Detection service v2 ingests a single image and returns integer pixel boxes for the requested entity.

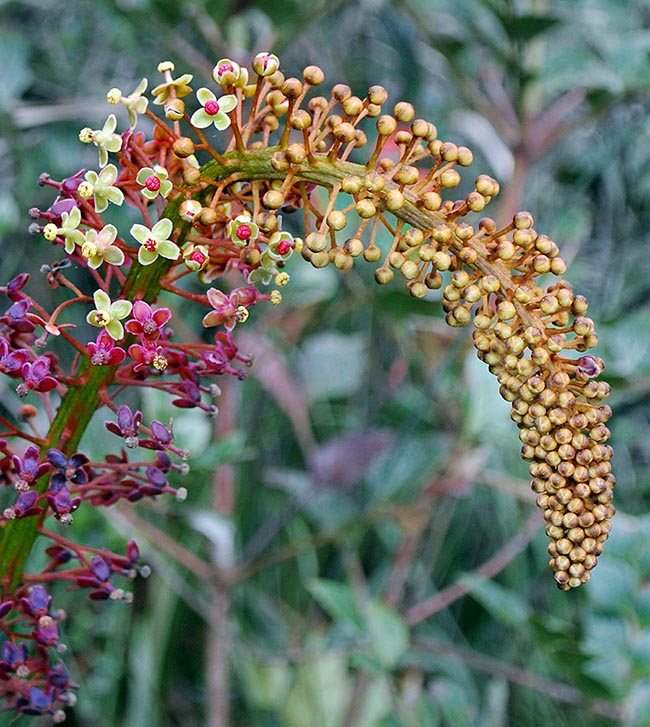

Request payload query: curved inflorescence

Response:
[0,50,614,721]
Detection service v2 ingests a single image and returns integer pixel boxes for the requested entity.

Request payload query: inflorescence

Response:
[0,51,614,719]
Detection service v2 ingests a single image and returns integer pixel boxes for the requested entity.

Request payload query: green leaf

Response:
[237,653,292,711]
[306,578,363,629]
[499,13,562,42]
[462,575,530,629]
[365,600,410,669]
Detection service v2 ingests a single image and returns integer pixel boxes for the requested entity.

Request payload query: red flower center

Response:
[190,250,207,264]
[236,224,252,240]
[276,240,292,255]
[204,100,220,116]
[219,63,233,75]
[145,175,161,191]
[144,238,158,252]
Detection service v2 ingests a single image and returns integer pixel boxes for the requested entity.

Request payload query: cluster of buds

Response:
[0,48,615,720]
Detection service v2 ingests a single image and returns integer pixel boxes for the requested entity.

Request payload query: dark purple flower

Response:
[17,356,58,396]
[0,273,30,302]
[171,379,202,408]
[47,660,72,690]
[91,556,111,582]
[125,300,172,341]
[47,449,89,489]
[12,489,43,518]
[47,198,78,221]
[87,329,126,366]
[17,686,53,715]
[105,405,142,447]
[46,484,81,520]
[139,419,173,451]
[32,616,59,647]
[1,640,27,670]
[20,585,51,618]
[12,445,50,491]
[3,298,35,333]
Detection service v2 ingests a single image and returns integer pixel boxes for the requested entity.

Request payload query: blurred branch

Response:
[405,510,541,625]
[413,637,623,721]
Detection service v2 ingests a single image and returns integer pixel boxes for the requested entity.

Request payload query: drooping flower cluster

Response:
[0,47,615,720]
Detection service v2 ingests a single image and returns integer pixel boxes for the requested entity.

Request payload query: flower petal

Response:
[189,109,213,128]
[156,240,180,260]
[106,319,125,341]
[93,290,111,310]
[218,94,237,113]
[196,87,216,104]
[152,218,173,240]
[130,223,150,244]
[138,247,158,266]
[110,300,133,320]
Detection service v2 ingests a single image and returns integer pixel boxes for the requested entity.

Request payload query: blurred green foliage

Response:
[2,0,650,725]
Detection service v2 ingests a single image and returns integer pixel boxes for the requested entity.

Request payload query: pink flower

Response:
[125,300,172,341]
[202,288,249,331]
[87,330,127,366]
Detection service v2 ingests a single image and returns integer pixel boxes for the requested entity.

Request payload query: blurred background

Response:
[2,0,650,725]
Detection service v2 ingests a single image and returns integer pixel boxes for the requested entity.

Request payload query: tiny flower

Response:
[83,164,124,213]
[80,224,125,269]
[43,206,84,253]
[247,251,277,285]
[0,338,30,375]
[267,230,295,261]
[275,271,290,286]
[78,114,122,167]
[130,218,180,266]
[18,356,58,396]
[212,58,247,87]
[135,165,173,200]
[47,448,89,489]
[86,290,133,341]
[190,88,236,130]
[182,243,209,271]
[202,288,249,331]
[107,78,148,127]
[87,329,126,366]
[227,214,259,247]
[152,65,193,105]
[125,300,172,340]
[105,405,142,447]
[252,52,280,77]
[12,446,50,491]
[179,199,202,222]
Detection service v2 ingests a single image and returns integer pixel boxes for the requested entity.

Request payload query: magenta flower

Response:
[87,330,126,366]
[125,300,172,341]
[17,356,58,396]
[0,338,30,375]
[12,445,50,491]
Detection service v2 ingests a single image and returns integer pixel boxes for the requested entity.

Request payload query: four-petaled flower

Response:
[78,114,122,167]
[202,288,249,331]
[129,218,180,266]
[107,78,148,128]
[267,230,295,261]
[135,165,173,200]
[227,214,259,247]
[125,300,172,340]
[152,63,193,105]
[18,356,58,396]
[190,88,236,130]
[42,206,84,253]
[86,290,133,341]
[12,446,50,492]
[83,164,124,213]
[81,224,125,269]
[47,448,89,489]
[87,329,127,366]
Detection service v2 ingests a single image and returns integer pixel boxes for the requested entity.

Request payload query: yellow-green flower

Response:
[78,114,122,167]
[43,207,84,253]
[86,290,132,341]
[130,218,180,266]
[227,214,259,247]
[190,89,236,130]
[107,78,148,128]
[152,63,193,106]
[80,225,125,270]
[83,164,124,213]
